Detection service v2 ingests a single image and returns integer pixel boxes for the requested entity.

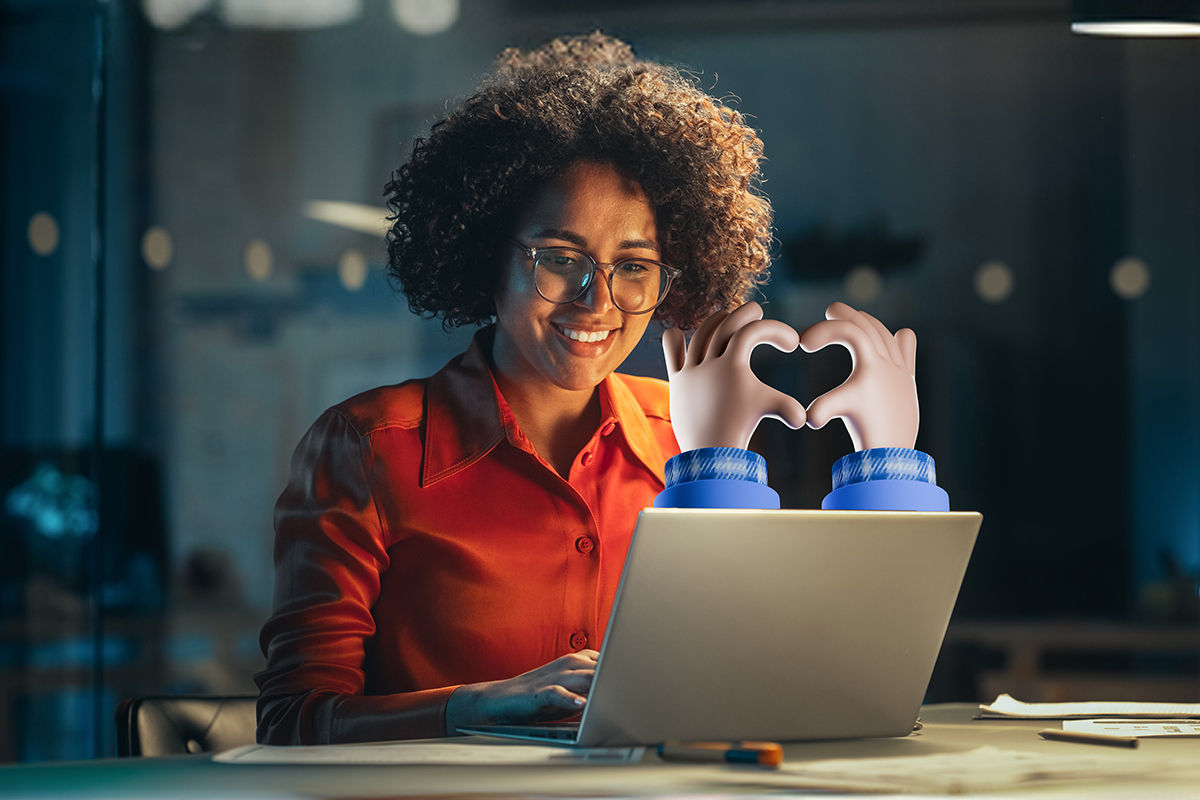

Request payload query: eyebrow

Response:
[529,227,659,253]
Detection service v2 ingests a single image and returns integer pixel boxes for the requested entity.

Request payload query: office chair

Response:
[115,694,258,756]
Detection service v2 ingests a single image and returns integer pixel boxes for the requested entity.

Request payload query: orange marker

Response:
[657,740,783,767]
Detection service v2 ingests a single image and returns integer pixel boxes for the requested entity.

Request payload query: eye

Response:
[540,250,582,270]
[616,260,654,277]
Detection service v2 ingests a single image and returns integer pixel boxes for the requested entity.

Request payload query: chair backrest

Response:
[115,695,258,757]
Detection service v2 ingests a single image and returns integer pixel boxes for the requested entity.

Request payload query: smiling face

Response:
[492,161,660,397]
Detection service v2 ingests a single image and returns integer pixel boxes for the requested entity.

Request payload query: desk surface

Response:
[3,704,1198,798]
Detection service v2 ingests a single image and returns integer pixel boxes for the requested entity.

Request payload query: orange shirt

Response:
[256,328,679,744]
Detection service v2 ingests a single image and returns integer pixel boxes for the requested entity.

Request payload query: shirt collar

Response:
[421,326,667,487]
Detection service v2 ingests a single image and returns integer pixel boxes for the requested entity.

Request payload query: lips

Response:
[554,323,614,343]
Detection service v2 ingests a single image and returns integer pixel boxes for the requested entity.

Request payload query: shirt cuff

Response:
[657,447,779,509]
[830,447,937,490]
[823,447,949,512]
[664,447,767,488]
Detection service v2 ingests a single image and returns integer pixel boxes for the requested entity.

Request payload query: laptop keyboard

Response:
[460,723,580,740]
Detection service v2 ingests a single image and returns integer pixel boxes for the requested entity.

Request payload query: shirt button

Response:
[601,421,616,436]
[581,451,594,466]
[575,536,594,555]
[569,632,588,650]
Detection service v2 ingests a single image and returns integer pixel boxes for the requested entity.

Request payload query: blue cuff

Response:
[657,448,779,509]
[831,447,936,489]
[824,448,948,512]
[664,447,767,487]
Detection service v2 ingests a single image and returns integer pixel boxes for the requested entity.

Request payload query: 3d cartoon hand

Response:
[662,302,807,452]
[799,302,918,451]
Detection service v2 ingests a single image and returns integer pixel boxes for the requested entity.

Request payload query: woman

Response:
[256,31,778,744]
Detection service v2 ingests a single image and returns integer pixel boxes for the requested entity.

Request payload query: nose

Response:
[574,264,616,313]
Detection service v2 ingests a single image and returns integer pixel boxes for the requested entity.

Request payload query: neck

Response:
[492,372,602,479]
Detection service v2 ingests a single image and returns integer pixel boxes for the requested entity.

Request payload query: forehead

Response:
[515,161,658,244]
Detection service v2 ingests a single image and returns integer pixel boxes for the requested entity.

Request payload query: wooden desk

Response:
[2,704,1198,798]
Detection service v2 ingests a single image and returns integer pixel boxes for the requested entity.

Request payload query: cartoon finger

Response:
[705,301,763,360]
[857,308,906,365]
[662,327,686,375]
[828,303,891,362]
[799,318,874,365]
[684,309,730,368]
[804,386,851,431]
[896,327,917,374]
[726,318,800,364]
[762,389,807,430]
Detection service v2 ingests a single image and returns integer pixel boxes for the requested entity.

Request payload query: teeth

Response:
[561,326,611,343]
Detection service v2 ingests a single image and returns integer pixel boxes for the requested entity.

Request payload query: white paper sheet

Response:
[214,741,644,765]
[707,746,1195,795]
[978,693,1200,719]
[1063,719,1200,737]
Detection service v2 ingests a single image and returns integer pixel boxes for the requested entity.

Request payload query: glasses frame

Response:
[509,239,682,315]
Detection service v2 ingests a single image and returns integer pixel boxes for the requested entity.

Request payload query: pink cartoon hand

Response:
[662,302,807,452]
[799,302,919,452]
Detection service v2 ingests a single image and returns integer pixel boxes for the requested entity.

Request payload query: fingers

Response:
[684,309,730,368]
[536,685,587,711]
[725,318,800,364]
[804,388,841,431]
[896,327,917,374]
[662,327,686,375]
[704,301,763,361]
[825,302,900,363]
[799,318,873,365]
[763,390,807,430]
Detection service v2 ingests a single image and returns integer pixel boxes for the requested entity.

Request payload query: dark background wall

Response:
[2,0,1197,761]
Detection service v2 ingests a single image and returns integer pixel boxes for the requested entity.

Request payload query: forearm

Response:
[257,686,459,744]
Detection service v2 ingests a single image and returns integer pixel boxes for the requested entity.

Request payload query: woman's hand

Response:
[444,650,599,732]
[662,302,807,452]
[799,302,919,451]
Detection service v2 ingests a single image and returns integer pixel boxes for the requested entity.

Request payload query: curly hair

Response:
[384,31,773,331]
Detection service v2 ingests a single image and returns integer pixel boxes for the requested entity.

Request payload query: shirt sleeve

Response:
[255,408,459,744]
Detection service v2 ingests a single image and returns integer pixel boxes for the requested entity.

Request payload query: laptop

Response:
[459,507,981,747]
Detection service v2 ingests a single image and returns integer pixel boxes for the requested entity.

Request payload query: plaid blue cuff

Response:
[831,447,936,490]
[664,447,767,488]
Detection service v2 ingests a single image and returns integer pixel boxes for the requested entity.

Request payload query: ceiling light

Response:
[1072,0,1200,36]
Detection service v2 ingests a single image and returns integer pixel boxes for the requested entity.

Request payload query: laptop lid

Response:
[570,508,981,747]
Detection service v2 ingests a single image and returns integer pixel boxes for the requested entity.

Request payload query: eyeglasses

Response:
[510,239,682,315]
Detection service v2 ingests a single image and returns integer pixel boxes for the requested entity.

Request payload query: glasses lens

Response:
[533,250,591,303]
[531,249,673,312]
[611,260,667,313]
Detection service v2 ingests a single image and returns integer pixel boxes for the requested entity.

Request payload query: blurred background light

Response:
[338,249,368,292]
[1072,0,1200,36]
[142,226,174,271]
[243,238,273,282]
[390,0,460,36]
[844,264,883,305]
[304,200,390,236]
[1110,256,1152,300]
[143,0,361,30]
[27,212,60,257]
[220,0,361,29]
[974,260,1015,303]
[141,0,213,30]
